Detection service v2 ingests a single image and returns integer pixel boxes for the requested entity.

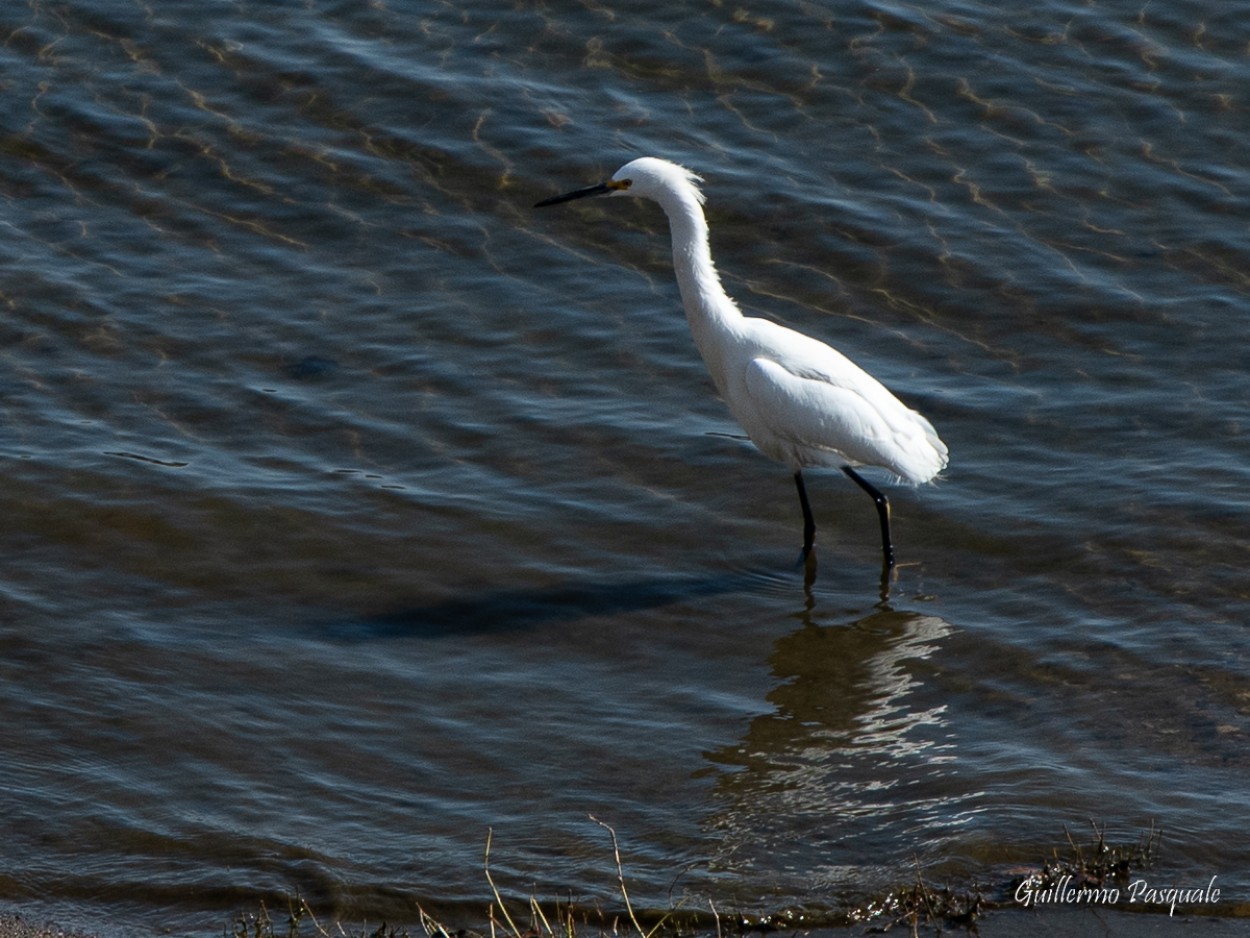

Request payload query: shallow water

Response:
[2,0,1249,933]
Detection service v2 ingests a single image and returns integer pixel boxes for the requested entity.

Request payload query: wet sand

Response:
[5,908,1250,938]
[0,917,98,938]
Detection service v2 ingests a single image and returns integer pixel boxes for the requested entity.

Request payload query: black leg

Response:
[794,470,816,554]
[842,466,895,569]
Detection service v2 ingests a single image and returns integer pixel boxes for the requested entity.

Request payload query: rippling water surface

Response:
[3,0,1250,933]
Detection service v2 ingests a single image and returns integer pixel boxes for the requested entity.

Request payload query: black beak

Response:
[534,181,613,208]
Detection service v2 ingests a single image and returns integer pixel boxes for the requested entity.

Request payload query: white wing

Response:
[734,320,947,483]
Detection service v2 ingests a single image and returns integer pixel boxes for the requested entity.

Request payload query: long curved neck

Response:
[657,188,742,382]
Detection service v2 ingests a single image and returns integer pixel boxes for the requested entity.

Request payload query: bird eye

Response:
[609,178,632,191]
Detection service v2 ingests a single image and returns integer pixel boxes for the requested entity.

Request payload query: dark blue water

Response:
[2,0,1249,934]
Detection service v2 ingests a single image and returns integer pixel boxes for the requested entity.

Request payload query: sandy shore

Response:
[0,916,99,938]
[3,906,1247,938]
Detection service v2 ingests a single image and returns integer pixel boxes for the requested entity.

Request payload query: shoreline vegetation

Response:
[5,820,1231,938]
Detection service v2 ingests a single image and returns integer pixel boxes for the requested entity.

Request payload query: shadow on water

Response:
[320,567,789,641]
[317,544,905,642]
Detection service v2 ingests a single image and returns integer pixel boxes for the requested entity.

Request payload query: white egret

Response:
[535,157,948,568]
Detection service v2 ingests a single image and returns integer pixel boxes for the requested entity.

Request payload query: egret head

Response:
[535,157,704,208]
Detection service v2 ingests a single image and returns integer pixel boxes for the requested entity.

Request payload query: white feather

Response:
[539,156,949,562]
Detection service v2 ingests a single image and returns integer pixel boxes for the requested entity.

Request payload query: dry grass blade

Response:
[589,815,643,937]
[484,827,525,938]
[529,897,553,937]
[416,905,455,938]
[588,814,676,938]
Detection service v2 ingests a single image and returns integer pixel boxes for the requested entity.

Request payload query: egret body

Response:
[536,157,947,568]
